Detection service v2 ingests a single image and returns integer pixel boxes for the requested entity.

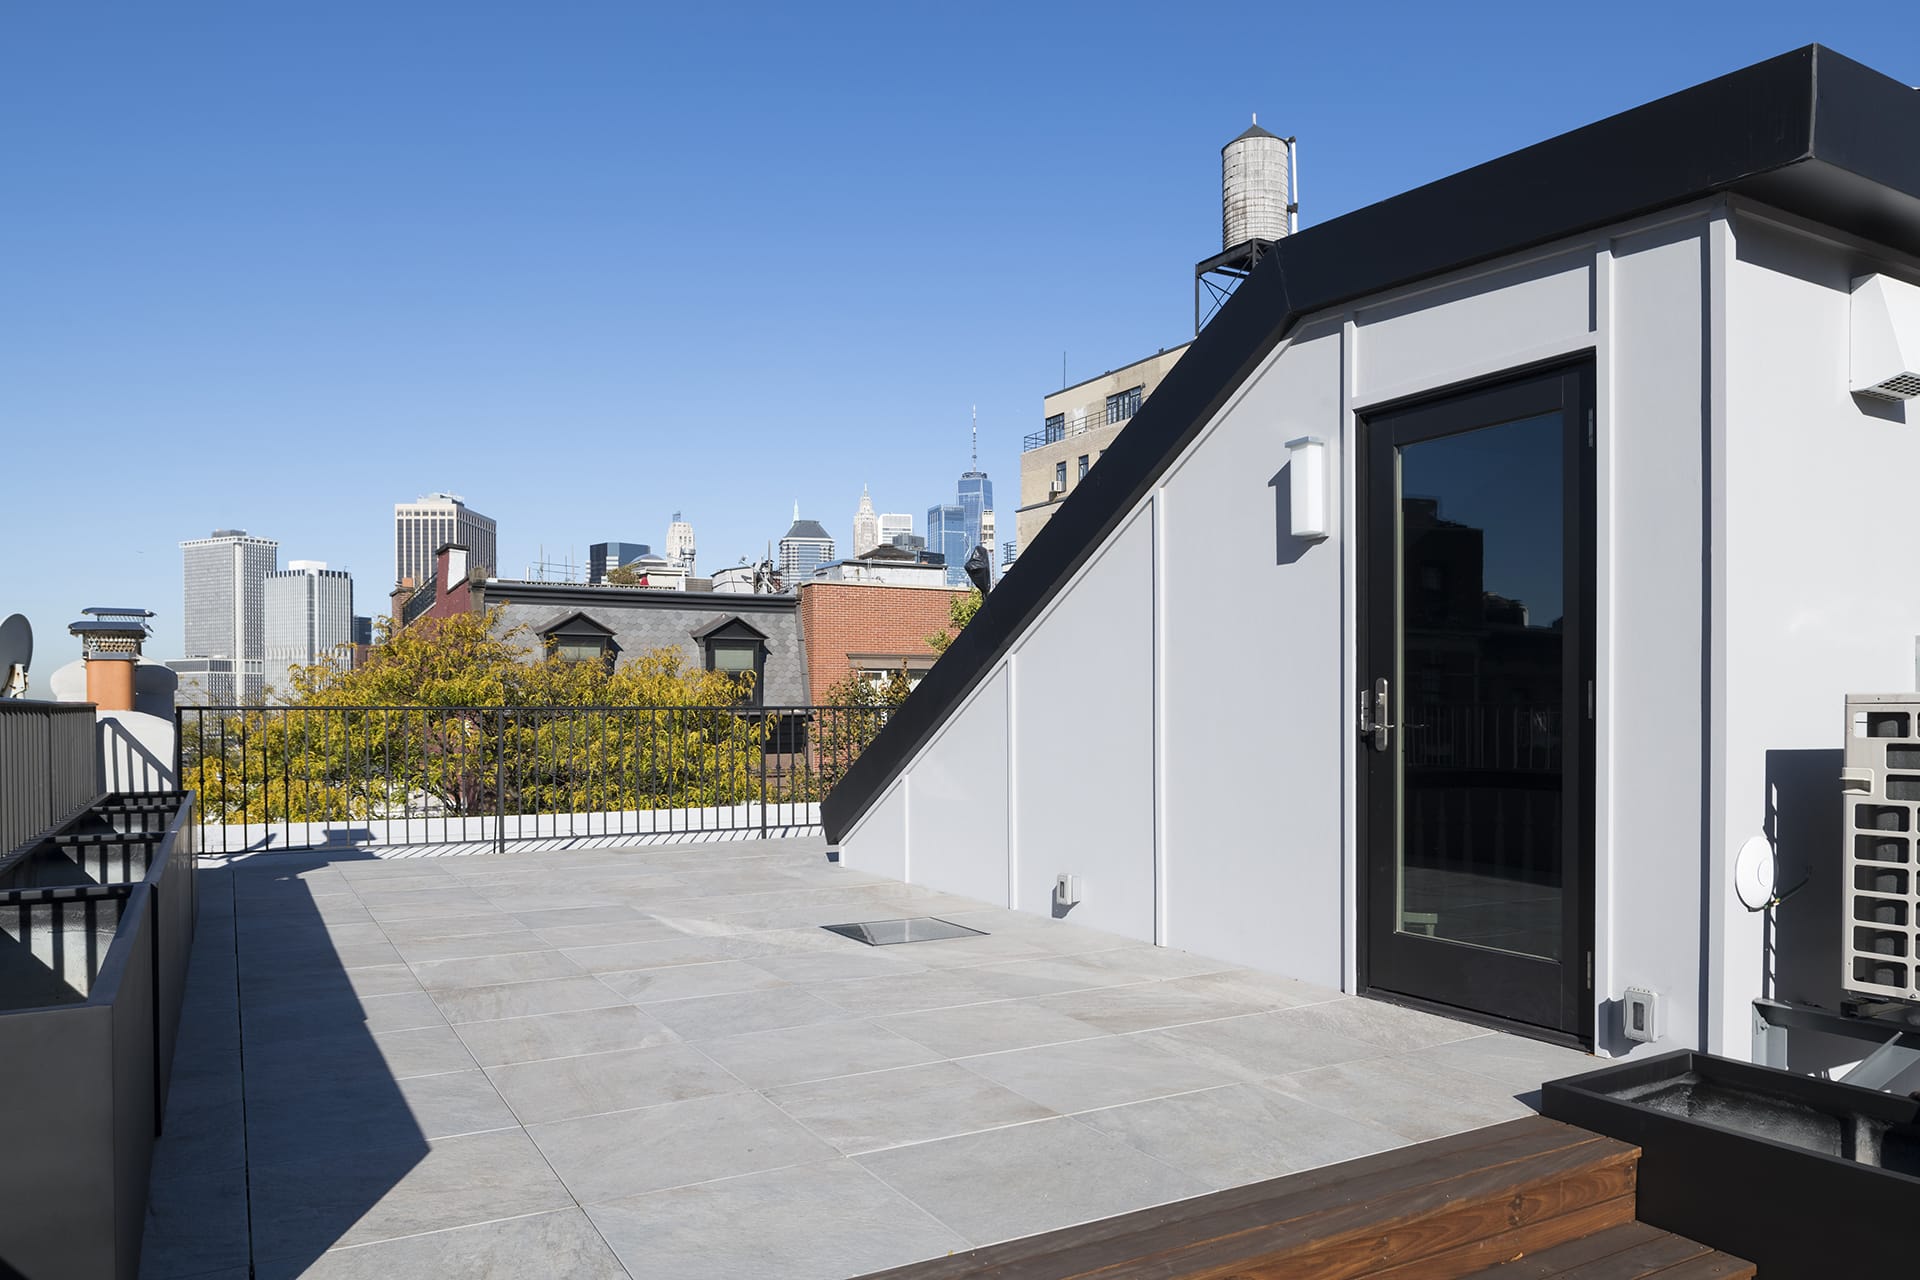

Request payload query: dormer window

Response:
[692,616,770,705]
[539,613,618,672]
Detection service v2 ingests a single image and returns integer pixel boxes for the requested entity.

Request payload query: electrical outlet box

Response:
[1054,874,1082,906]
[1623,987,1659,1043]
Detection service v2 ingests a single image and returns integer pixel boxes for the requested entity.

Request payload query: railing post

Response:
[759,711,768,840]
[495,710,507,856]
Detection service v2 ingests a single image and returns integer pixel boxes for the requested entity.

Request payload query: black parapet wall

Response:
[0,792,198,1280]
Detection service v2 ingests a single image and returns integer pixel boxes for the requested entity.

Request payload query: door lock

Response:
[1361,677,1394,752]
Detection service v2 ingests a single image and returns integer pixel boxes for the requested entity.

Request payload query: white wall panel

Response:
[841,779,907,883]
[1011,508,1156,937]
[1602,221,1710,1056]
[1355,256,1593,403]
[901,667,1011,906]
[1158,325,1348,987]
[1717,214,1920,1055]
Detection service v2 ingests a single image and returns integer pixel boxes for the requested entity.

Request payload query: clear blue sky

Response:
[4,3,1915,677]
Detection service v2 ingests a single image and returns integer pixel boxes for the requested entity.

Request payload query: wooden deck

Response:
[857,1116,1753,1280]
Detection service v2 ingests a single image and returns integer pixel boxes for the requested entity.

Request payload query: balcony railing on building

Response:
[175,703,894,854]
[1022,389,1145,452]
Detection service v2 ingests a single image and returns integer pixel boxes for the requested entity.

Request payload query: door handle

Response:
[1363,678,1394,752]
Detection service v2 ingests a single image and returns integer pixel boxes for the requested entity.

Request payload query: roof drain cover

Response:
[821,917,987,946]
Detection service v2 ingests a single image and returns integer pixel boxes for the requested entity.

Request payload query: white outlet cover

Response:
[1733,835,1777,910]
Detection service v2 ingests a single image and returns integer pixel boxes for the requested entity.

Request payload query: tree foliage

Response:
[180,609,848,825]
[925,588,982,655]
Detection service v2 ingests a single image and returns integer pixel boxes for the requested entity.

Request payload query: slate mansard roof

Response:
[822,45,1920,843]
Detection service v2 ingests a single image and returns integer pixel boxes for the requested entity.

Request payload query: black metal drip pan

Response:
[821,917,987,946]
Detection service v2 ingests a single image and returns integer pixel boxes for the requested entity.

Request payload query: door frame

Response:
[1355,357,1596,1047]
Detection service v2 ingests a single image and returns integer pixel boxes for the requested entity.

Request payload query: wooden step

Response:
[858,1117,1649,1280]
[1463,1221,1756,1278]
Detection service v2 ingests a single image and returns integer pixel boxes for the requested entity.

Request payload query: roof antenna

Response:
[793,499,799,521]
[971,405,978,471]
[1252,112,1257,125]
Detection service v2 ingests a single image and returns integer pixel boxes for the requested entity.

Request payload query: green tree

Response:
[925,588,982,655]
[182,610,773,825]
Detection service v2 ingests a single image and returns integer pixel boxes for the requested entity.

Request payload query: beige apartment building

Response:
[1014,344,1189,554]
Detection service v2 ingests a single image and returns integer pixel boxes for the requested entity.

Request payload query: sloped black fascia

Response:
[825,45,1920,844]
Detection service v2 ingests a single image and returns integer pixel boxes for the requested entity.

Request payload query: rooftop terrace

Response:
[142,835,1591,1279]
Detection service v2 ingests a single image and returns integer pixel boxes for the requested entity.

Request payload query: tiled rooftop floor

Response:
[141,836,1595,1280]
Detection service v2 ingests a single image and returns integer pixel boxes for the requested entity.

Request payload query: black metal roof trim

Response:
[823,46,1920,844]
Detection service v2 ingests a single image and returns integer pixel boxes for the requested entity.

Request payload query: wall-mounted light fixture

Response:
[1284,436,1329,540]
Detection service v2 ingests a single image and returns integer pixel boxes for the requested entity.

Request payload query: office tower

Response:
[180,529,279,702]
[589,541,653,585]
[878,512,913,547]
[393,493,497,589]
[666,512,697,575]
[925,503,967,585]
[264,561,353,693]
[779,505,836,582]
[852,488,880,557]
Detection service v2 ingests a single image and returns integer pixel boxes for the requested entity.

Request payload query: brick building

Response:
[797,581,972,704]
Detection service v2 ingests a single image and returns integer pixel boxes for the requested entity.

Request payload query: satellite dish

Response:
[1734,834,1777,910]
[0,614,32,698]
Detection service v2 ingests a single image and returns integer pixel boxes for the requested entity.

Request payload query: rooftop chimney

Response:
[67,607,154,712]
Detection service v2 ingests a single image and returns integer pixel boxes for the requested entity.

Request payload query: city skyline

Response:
[177,529,278,702]
[10,7,1914,690]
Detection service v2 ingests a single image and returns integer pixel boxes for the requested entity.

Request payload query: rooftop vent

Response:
[1850,274,1920,401]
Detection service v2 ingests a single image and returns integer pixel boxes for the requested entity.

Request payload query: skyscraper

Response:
[852,488,880,557]
[393,493,497,589]
[933,409,994,586]
[878,512,913,547]
[779,505,836,582]
[666,512,697,575]
[265,561,353,694]
[180,529,279,702]
[925,503,966,583]
[589,541,653,585]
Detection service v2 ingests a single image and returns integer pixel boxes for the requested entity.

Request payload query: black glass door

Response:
[1361,364,1594,1041]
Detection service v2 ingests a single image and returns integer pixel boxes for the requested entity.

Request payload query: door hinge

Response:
[1587,679,1594,720]
[1585,951,1593,991]
[1586,408,1595,449]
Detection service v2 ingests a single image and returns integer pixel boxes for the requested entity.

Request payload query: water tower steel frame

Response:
[1196,124,1297,334]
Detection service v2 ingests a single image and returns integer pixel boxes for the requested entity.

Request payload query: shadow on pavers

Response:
[140,852,429,1279]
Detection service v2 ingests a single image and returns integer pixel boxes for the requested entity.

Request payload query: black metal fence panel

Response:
[0,701,103,861]
[175,704,893,854]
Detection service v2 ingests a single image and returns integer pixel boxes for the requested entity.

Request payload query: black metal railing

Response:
[1403,704,1563,773]
[0,701,101,861]
[1022,398,1141,451]
[399,580,438,625]
[174,703,894,855]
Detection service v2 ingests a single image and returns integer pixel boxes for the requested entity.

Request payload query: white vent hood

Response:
[1851,273,1920,401]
